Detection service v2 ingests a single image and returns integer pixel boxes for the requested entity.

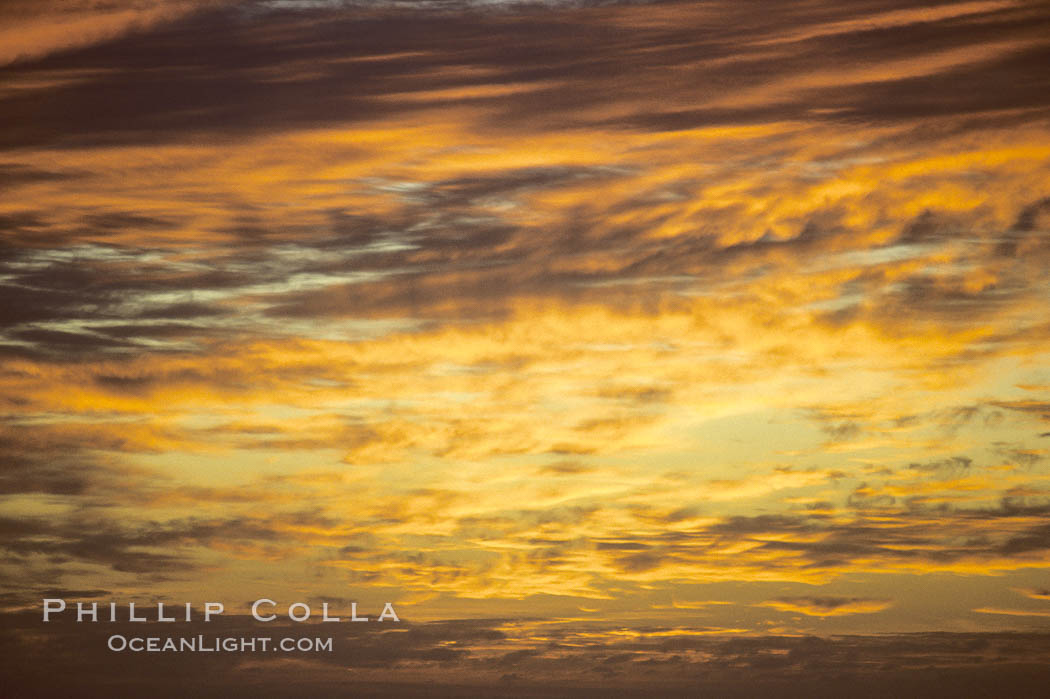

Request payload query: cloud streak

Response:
[1,0,1050,691]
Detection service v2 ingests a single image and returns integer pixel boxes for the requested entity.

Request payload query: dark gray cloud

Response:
[4,610,1050,697]
[909,456,973,474]
[574,493,1050,578]
[994,400,1050,423]
[0,163,79,190]
[1,1,1047,150]
[1,0,1048,356]
[0,8,1048,697]
[0,508,338,574]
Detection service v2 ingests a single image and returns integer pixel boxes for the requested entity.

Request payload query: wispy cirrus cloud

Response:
[0,1,232,67]
[1,0,1050,666]
[759,597,894,617]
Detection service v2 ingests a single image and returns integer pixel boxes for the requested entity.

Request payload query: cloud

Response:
[973,607,1050,618]
[4,611,1050,696]
[1019,588,1050,600]
[0,1,230,67]
[1,0,1050,660]
[760,596,893,617]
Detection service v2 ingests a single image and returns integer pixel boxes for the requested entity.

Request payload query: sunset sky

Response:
[2,0,1050,695]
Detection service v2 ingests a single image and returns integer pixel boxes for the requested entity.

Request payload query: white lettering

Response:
[77,602,97,622]
[288,602,310,622]
[204,602,224,622]
[378,603,399,622]
[252,598,276,622]
[157,602,175,622]
[42,598,66,622]
[322,602,340,622]
[128,603,146,622]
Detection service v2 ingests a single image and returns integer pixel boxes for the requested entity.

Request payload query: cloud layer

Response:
[2,0,1050,690]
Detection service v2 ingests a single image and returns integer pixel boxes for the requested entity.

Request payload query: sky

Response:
[1,0,1050,695]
